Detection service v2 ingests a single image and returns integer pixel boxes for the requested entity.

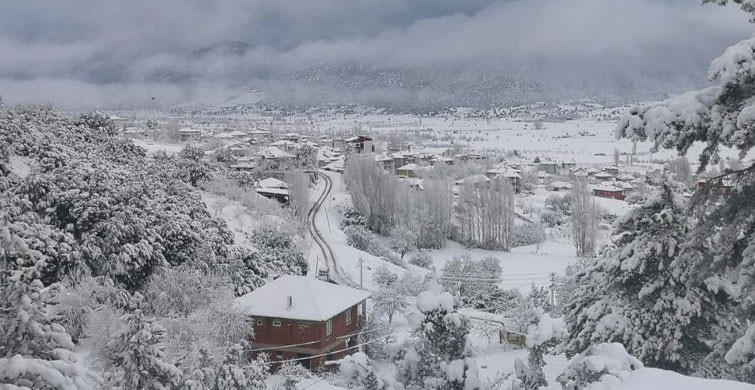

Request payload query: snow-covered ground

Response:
[426,240,578,292]
[132,138,186,156]
[307,171,423,291]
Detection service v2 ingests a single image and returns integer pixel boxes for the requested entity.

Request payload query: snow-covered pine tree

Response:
[511,309,567,390]
[615,12,755,378]
[109,294,183,390]
[557,343,642,390]
[339,352,387,390]
[214,344,268,390]
[0,227,96,389]
[396,289,480,390]
[563,184,708,372]
[177,144,212,187]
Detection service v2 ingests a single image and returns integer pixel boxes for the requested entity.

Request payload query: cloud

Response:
[0,0,751,109]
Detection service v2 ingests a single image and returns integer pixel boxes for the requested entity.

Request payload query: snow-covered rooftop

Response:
[258,146,295,159]
[233,276,371,322]
[455,174,490,186]
[296,379,348,390]
[397,163,418,171]
[257,177,288,189]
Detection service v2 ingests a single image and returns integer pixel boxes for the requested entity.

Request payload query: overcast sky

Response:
[0,0,752,109]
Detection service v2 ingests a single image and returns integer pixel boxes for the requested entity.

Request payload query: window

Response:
[272,319,282,327]
[358,302,364,317]
[276,351,283,360]
[256,320,263,326]
[326,319,333,336]
[345,309,352,325]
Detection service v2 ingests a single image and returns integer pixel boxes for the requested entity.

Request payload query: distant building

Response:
[255,177,290,203]
[485,167,521,193]
[233,276,370,370]
[179,128,202,142]
[537,161,559,174]
[397,163,419,178]
[547,181,572,192]
[455,174,490,187]
[258,146,295,161]
[593,172,613,181]
[345,136,374,154]
[592,185,626,200]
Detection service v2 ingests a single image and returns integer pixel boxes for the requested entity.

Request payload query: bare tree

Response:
[667,156,692,183]
[285,170,310,223]
[343,154,400,234]
[570,180,597,258]
[456,179,515,250]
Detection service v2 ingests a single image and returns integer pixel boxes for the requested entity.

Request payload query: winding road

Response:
[307,171,357,287]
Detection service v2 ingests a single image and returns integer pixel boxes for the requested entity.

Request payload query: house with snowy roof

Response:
[179,128,202,142]
[233,276,371,370]
[255,177,290,203]
[258,146,295,160]
[592,184,626,200]
[397,163,419,178]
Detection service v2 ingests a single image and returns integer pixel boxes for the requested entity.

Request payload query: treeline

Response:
[344,154,453,249]
[344,154,539,251]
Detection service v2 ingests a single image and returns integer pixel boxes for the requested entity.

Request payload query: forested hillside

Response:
[0,103,306,389]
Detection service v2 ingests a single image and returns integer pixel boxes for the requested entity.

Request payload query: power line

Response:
[257,332,398,365]
[242,326,392,352]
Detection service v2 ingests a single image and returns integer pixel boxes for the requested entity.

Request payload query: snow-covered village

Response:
[4,1,755,390]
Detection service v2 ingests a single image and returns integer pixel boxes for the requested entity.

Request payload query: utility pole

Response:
[150,97,158,141]
[549,273,557,309]
[358,258,364,289]
[324,205,332,234]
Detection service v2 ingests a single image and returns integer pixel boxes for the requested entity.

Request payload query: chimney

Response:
[287,296,293,309]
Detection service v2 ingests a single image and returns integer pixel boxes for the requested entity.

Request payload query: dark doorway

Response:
[297,353,311,370]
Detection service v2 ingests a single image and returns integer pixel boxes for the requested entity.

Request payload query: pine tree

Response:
[614,17,755,378]
[178,145,211,187]
[396,290,479,390]
[0,227,96,389]
[512,309,567,390]
[214,344,268,390]
[109,294,183,390]
[563,184,707,372]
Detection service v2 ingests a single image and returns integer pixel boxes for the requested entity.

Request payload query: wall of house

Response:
[594,190,625,200]
[250,302,365,370]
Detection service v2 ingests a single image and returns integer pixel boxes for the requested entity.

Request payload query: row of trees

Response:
[455,179,516,251]
[344,155,453,249]
[344,154,525,251]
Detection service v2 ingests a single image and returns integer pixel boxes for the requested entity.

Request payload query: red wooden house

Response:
[233,276,371,371]
[592,185,626,200]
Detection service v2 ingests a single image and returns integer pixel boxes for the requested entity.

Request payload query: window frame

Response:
[272,319,282,327]
[345,308,352,325]
[326,319,333,336]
